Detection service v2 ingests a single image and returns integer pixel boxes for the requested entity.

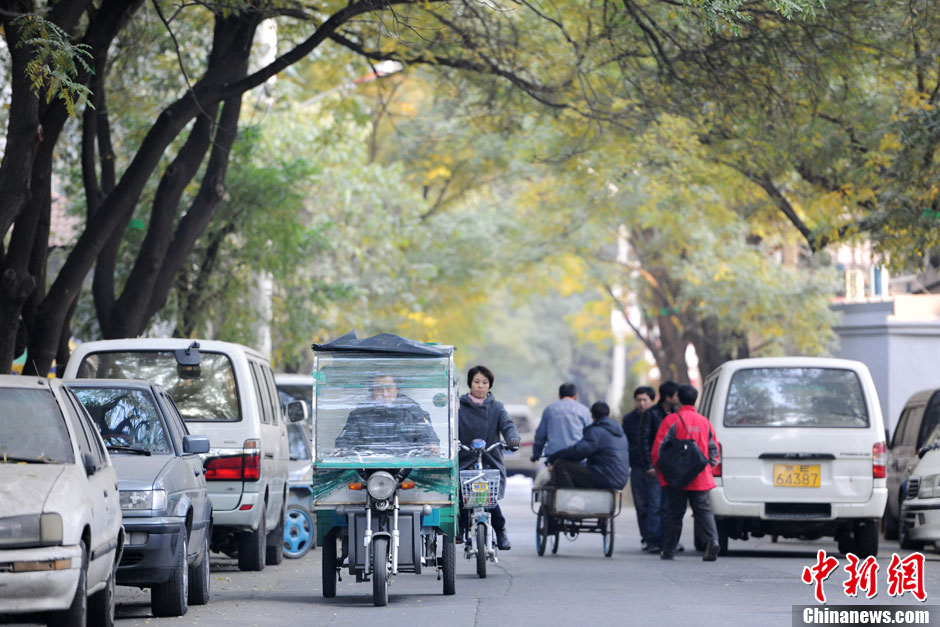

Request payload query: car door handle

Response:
[104,490,109,498]
[264,453,274,459]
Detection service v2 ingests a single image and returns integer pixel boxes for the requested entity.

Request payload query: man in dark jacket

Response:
[335,375,439,454]
[548,402,630,490]
[622,386,656,549]
[635,380,679,552]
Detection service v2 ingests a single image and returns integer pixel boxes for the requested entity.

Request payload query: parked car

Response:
[502,403,538,477]
[67,379,212,617]
[699,357,888,557]
[63,339,305,572]
[283,420,316,558]
[899,424,940,550]
[884,388,940,539]
[0,375,124,627]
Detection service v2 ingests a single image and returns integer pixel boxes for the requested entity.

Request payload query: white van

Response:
[64,339,301,571]
[699,357,887,557]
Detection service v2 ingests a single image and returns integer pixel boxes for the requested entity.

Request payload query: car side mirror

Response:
[286,400,308,423]
[183,434,210,454]
[82,452,97,476]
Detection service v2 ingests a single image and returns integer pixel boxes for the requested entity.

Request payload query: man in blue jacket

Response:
[547,402,630,490]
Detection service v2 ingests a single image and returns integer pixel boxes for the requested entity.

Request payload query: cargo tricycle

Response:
[531,485,622,557]
[311,332,459,606]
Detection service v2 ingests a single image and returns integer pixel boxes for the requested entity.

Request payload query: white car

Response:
[700,357,888,557]
[64,339,305,572]
[0,376,124,627]
[899,425,940,550]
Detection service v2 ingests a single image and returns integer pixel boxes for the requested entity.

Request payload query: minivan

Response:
[883,388,940,540]
[699,357,887,557]
[64,339,304,571]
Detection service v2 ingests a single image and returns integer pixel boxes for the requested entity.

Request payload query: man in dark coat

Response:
[548,402,630,490]
[622,386,656,550]
[335,375,439,454]
[635,380,679,552]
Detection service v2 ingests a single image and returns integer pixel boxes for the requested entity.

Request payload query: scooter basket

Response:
[459,469,501,508]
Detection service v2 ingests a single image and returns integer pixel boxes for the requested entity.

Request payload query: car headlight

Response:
[919,475,940,499]
[366,472,396,500]
[0,513,61,548]
[40,513,63,546]
[120,489,168,511]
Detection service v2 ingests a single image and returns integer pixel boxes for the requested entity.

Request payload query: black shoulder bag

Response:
[656,410,709,488]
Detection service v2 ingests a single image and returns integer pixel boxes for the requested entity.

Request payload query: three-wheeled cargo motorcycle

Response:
[311,332,459,606]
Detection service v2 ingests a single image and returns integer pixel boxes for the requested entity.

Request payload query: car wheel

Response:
[853,519,879,558]
[88,555,116,627]
[238,509,266,572]
[283,508,314,559]
[882,501,900,540]
[47,540,87,627]
[188,532,211,606]
[151,534,189,617]
[899,514,926,551]
[266,503,285,566]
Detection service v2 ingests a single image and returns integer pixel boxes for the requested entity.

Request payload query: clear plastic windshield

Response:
[314,353,452,467]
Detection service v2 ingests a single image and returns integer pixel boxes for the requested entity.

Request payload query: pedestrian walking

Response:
[458,365,520,551]
[651,383,721,562]
[622,386,656,550]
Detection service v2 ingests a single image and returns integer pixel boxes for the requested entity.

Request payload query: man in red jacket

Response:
[651,383,721,562]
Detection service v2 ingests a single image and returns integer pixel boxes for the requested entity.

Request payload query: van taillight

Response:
[872,442,887,479]
[205,440,261,482]
[713,443,722,477]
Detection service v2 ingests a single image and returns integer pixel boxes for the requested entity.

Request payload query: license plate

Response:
[471,482,488,493]
[773,463,820,487]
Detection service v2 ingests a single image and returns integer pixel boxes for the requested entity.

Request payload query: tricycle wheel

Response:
[475,524,487,578]
[441,534,456,596]
[603,518,615,557]
[372,537,390,607]
[283,508,314,559]
[535,507,548,556]
[551,532,559,554]
[321,529,337,598]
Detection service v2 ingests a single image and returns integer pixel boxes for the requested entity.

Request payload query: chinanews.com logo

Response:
[793,550,938,626]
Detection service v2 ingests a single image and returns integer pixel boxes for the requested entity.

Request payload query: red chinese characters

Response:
[802,550,840,603]
[843,554,879,599]
[886,552,926,602]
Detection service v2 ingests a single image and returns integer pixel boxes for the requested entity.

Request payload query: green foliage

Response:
[13,14,94,116]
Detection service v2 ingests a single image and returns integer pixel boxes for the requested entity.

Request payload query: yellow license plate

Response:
[471,482,488,492]
[773,464,820,487]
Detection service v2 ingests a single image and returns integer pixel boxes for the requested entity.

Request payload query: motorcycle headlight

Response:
[120,489,168,511]
[367,472,396,500]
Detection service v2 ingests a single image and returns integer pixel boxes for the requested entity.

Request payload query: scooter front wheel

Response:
[475,524,487,578]
[372,537,390,606]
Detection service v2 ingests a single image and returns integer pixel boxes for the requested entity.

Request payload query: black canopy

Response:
[312,331,453,357]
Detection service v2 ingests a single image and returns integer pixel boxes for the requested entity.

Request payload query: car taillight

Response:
[205,440,261,482]
[713,443,722,477]
[873,442,887,479]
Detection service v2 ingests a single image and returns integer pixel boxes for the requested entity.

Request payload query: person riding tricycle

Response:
[310,332,459,606]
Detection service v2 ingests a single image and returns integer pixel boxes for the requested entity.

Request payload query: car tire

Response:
[47,540,87,627]
[853,519,879,558]
[717,521,729,554]
[188,532,211,606]
[88,556,116,627]
[899,514,925,551]
[238,510,266,572]
[266,504,285,566]
[882,501,900,540]
[152,534,189,617]
[322,529,337,598]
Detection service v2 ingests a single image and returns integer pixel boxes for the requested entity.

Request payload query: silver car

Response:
[0,376,124,627]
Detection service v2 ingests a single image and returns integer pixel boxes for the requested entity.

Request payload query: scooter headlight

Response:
[367,471,396,500]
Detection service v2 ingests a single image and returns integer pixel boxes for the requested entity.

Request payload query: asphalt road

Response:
[8,477,940,626]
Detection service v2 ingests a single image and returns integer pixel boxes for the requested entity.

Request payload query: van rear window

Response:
[76,351,240,422]
[724,368,869,428]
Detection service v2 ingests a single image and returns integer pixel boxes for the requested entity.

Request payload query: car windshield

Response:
[723,367,870,428]
[71,387,171,454]
[314,354,452,466]
[75,351,240,422]
[0,388,74,463]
